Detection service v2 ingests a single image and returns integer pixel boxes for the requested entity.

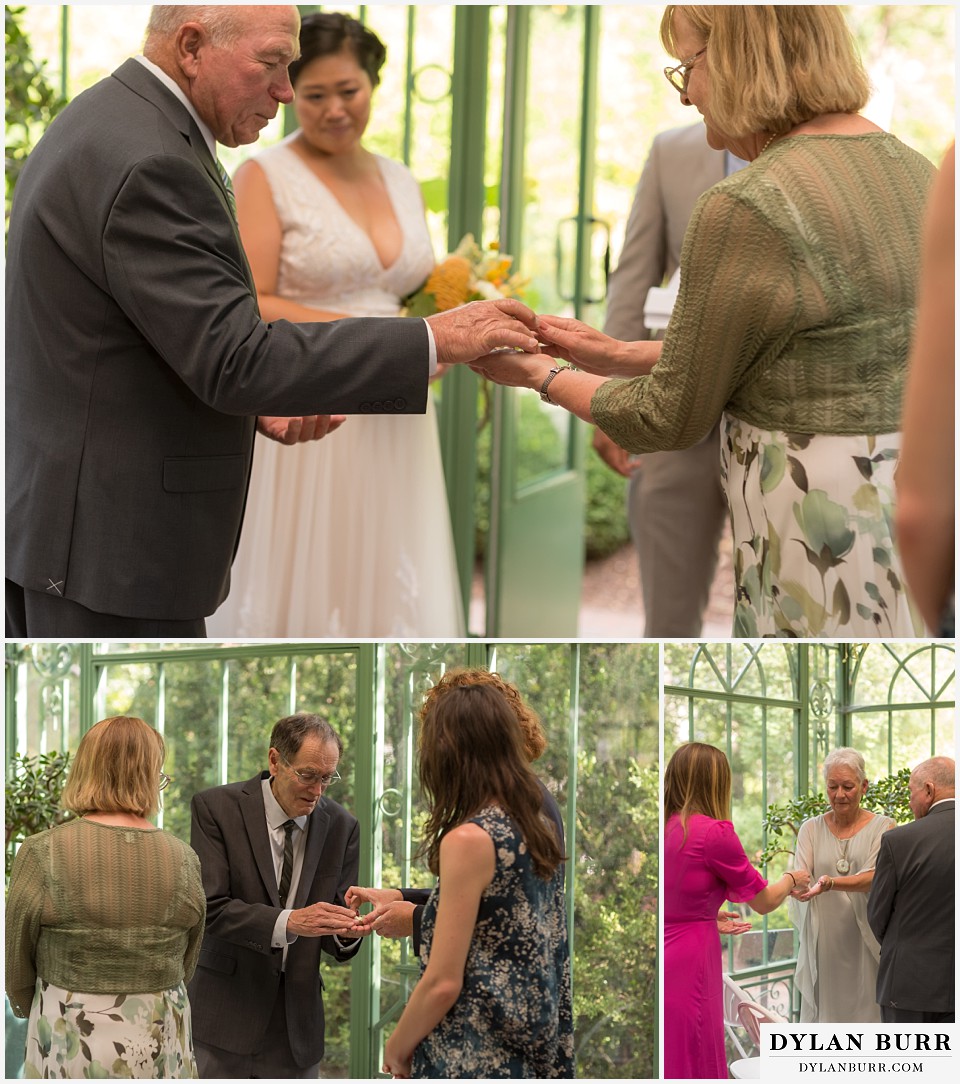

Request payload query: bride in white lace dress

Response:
[208,12,464,637]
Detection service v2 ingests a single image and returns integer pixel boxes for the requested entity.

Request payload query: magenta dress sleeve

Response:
[703,820,767,902]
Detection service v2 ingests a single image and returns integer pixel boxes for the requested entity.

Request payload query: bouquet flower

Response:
[401,234,528,317]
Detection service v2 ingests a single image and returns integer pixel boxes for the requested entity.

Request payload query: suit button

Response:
[383,400,395,412]
[394,398,406,410]
[360,403,371,414]
[372,400,383,412]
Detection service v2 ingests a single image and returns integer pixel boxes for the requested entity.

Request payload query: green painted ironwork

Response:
[349,645,382,1077]
[436,6,492,619]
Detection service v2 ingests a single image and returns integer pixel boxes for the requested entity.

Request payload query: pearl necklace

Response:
[759,132,779,155]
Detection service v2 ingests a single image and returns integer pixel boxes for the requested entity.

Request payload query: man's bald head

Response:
[908,756,955,819]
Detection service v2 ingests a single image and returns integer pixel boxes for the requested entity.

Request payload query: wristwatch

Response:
[539,365,569,404]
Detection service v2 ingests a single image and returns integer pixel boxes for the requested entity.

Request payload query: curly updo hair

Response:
[288,12,387,89]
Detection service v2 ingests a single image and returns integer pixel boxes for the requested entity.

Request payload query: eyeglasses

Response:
[664,46,706,94]
[279,752,341,788]
[159,772,172,791]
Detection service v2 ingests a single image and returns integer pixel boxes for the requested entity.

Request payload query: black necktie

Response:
[278,819,295,907]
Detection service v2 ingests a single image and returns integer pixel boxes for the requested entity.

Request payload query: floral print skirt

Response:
[24,977,197,1079]
[721,415,923,638]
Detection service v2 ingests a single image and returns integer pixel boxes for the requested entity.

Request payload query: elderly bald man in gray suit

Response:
[5,4,538,638]
[595,123,743,636]
[867,756,955,1024]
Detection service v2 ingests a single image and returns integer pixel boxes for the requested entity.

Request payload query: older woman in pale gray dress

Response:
[789,748,895,1021]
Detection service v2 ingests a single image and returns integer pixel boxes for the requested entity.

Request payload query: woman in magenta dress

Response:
[664,743,810,1078]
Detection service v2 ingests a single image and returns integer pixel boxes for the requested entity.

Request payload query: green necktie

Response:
[215,158,237,221]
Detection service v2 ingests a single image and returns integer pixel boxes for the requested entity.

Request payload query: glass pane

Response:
[157,660,222,841]
[226,656,293,783]
[11,644,82,757]
[572,643,658,1079]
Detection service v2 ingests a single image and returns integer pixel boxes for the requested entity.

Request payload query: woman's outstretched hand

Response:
[537,315,660,377]
[796,875,830,901]
[717,910,752,935]
[469,350,554,391]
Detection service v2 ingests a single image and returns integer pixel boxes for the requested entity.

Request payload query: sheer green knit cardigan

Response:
[5,818,206,1017]
[592,133,936,452]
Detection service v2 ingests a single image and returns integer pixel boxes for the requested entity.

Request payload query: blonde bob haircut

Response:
[664,741,732,839]
[660,5,871,139]
[61,715,165,818]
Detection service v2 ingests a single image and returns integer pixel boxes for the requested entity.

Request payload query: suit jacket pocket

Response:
[162,455,246,493]
[197,946,238,975]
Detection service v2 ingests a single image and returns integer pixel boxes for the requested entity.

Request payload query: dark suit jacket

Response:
[867,800,955,1013]
[187,772,361,1066]
[5,58,428,621]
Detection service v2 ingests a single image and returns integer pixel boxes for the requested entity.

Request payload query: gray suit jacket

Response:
[604,122,725,342]
[6,59,428,620]
[867,800,955,1013]
[187,772,361,1065]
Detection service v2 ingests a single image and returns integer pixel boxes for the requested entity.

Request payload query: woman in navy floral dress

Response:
[383,684,573,1078]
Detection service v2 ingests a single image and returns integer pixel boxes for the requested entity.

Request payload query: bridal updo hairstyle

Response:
[417,683,563,879]
[288,11,388,89]
[418,667,548,763]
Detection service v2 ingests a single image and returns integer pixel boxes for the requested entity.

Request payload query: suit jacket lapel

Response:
[296,799,332,908]
[110,58,258,298]
[239,773,284,906]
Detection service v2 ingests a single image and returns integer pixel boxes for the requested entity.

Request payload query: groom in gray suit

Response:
[5,5,537,637]
[867,756,955,1023]
[189,712,367,1078]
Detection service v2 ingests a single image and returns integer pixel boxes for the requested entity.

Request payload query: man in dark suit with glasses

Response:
[188,712,367,1077]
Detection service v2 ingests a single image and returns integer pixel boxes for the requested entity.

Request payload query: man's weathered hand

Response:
[353,900,416,939]
[257,414,347,445]
[286,900,367,938]
[426,298,540,365]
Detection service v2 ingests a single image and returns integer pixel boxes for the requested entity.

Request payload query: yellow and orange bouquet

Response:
[401,234,527,317]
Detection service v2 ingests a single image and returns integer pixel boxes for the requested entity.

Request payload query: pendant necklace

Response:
[836,838,851,875]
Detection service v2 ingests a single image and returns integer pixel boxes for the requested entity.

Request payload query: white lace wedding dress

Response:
[208,135,465,637]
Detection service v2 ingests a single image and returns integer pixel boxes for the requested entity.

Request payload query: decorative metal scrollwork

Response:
[378,788,404,819]
[30,643,74,679]
[809,679,834,718]
[411,63,452,103]
[397,643,448,666]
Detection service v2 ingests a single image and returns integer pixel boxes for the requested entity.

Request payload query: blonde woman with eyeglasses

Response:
[5,716,205,1078]
[472,5,936,640]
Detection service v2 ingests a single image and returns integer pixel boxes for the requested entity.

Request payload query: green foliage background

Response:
[4,6,65,232]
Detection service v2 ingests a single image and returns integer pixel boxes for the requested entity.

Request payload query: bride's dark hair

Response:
[289,12,387,89]
[417,683,564,878]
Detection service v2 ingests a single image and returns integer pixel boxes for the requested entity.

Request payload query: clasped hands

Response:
[344,886,417,940]
[792,873,832,902]
[286,899,368,939]
[258,299,659,446]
